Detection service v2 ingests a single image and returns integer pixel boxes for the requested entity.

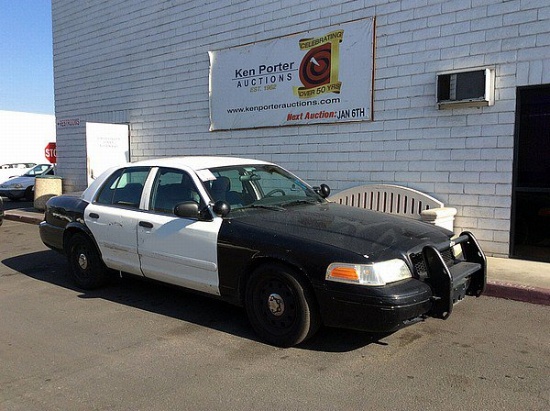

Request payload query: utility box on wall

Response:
[436,68,495,109]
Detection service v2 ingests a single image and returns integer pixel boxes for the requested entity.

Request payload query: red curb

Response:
[485,281,550,306]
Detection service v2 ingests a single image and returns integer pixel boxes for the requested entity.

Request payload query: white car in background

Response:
[0,164,54,201]
[0,162,37,183]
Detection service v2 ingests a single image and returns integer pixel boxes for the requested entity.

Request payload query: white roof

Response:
[130,156,273,171]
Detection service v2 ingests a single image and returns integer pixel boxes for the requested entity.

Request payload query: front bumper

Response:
[0,188,25,199]
[316,231,486,332]
[316,278,433,332]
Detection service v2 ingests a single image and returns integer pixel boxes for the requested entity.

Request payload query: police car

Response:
[39,156,486,347]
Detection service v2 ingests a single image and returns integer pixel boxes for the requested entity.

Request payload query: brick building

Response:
[51,0,550,260]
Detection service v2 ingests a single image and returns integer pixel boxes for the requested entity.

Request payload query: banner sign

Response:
[209,18,374,130]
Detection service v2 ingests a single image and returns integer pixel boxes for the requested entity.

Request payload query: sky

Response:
[0,0,55,115]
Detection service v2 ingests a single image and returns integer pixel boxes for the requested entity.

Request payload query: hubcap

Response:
[77,253,88,270]
[267,293,285,316]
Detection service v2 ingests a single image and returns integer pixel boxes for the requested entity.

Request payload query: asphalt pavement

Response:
[3,200,549,306]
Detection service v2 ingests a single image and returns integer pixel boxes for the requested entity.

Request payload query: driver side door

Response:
[136,167,222,295]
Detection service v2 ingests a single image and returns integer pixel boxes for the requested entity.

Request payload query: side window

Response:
[95,167,150,208]
[151,168,201,214]
[27,165,50,176]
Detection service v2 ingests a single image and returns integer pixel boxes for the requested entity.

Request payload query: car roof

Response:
[81,156,277,202]
[129,156,273,171]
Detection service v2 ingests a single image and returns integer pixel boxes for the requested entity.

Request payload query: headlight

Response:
[7,183,24,189]
[326,259,412,286]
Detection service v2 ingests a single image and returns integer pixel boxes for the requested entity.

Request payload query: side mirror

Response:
[212,200,230,217]
[315,184,331,199]
[174,201,200,219]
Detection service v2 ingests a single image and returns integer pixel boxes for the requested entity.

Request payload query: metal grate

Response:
[410,249,454,278]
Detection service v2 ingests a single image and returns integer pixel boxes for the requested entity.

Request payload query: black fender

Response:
[237,250,314,306]
[63,221,102,258]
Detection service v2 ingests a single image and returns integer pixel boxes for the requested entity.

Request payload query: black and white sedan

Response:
[39,156,486,347]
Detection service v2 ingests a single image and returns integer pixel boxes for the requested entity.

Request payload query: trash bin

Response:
[34,175,63,211]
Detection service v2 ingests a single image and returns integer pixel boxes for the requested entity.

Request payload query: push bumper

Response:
[423,231,486,319]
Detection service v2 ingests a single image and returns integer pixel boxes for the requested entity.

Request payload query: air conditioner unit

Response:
[436,68,495,109]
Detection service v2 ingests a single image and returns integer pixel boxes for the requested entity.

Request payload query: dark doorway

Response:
[511,85,550,262]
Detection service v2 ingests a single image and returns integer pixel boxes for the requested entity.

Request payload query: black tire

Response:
[24,185,34,201]
[67,233,108,289]
[245,263,320,347]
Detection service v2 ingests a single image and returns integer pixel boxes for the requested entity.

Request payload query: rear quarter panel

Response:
[40,195,89,252]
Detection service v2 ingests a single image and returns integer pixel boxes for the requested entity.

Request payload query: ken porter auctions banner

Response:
[209,18,374,130]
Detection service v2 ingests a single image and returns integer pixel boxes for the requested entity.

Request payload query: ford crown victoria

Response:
[39,156,486,346]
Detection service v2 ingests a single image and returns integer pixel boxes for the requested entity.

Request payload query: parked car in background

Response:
[0,162,37,183]
[0,196,4,226]
[0,164,54,201]
[39,156,486,347]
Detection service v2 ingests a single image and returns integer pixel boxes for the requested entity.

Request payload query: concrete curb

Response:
[4,211,43,225]
[485,280,550,306]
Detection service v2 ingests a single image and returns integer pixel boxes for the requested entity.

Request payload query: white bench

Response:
[328,184,457,231]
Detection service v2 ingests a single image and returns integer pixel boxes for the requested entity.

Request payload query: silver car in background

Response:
[0,164,54,201]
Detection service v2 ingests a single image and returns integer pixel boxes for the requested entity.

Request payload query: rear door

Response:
[136,167,222,295]
[84,166,151,274]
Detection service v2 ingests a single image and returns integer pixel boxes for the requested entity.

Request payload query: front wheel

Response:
[245,263,320,347]
[24,185,34,201]
[67,233,108,289]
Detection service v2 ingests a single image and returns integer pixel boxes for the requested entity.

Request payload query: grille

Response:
[410,248,454,278]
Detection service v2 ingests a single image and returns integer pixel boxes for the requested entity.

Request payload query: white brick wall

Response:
[52,0,550,257]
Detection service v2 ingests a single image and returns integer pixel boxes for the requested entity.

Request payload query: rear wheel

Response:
[245,263,320,347]
[67,233,108,289]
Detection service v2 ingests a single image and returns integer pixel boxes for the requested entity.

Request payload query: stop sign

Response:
[45,142,57,164]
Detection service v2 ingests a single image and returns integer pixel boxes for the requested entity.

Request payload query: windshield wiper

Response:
[280,198,320,207]
[242,204,286,211]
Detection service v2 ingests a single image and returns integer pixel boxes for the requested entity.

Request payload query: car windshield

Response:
[202,164,324,211]
[24,164,52,177]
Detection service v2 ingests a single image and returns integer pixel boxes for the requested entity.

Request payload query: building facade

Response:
[51,0,550,260]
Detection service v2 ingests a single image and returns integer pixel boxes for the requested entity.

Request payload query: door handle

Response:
[89,213,99,219]
[139,221,154,228]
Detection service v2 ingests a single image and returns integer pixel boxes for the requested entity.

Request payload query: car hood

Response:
[0,176,34,186]
[231,202,451,259]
